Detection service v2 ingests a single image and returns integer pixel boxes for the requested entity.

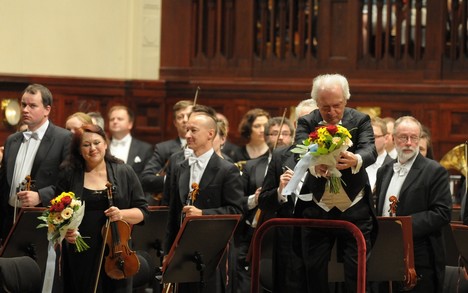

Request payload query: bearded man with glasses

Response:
[375,116,452,293]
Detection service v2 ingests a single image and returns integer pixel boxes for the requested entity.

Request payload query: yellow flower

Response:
[61,207,74,220]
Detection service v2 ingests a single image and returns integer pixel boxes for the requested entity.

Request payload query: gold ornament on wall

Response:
[1,99,21,126]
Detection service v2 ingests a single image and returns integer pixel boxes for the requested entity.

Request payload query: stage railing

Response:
[250,218,367,293]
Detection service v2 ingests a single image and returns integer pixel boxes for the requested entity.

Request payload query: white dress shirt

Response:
[381,153,418,216]
[9,120,49,207]
[110,134,132,163]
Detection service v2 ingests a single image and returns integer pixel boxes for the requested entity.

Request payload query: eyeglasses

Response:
[269,131,291,137]
[395,135,420,143]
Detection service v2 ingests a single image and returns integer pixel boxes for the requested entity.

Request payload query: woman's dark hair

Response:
[64,124,121,170]
[238,108,270,140]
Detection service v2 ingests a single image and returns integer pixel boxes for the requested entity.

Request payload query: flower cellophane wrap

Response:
[37,191,89,252]
[285,125,353,195]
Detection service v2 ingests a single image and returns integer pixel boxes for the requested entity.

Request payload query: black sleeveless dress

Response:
[62,188,132,293]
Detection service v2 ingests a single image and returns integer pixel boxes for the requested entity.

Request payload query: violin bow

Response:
[272,108,288,150]
[193,86,200,106]
[94,182,113,293]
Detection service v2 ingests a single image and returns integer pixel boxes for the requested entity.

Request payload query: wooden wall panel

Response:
[0,75,467,162]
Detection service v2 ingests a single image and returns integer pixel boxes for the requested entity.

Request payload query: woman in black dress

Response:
[56,124,148,293]
[232,108,270,164]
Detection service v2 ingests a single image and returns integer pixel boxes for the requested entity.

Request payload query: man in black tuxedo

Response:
[0,84,72,240]
[108,105,153,177]
[140,100,193,204]
[375,116,451,293]
[163,110,243,293]
[290,74,377,293]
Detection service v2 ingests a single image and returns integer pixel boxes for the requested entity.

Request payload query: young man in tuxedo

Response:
[0,84,72,241]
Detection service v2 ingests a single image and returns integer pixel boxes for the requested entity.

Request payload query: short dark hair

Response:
[264,117,294,137]
[189,104,218,136]
[23,84,53,107]
[238,108,270,140]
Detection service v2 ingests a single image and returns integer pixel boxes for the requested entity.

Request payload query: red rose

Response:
[309,131,319,141]
[61,196,72,205]
[326,125,338,135]
[55,202,65,212]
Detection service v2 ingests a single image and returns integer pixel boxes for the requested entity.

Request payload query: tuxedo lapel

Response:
[127,139,139,165]
[199,153,220,190]
[254,157,268,188]
[7,134,23,182]
[31,124,55,177]
[398,155,423,201]
[377,164,394,215]
[178,160,190,204]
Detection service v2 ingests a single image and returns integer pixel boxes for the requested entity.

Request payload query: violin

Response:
[13,175,34,224]
[388,195,398,217]
[94,182,140,292]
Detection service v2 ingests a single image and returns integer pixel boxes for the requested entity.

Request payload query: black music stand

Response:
[0,208,49,287]
[132,206,169,268]
[131,206,169,291]
[162,215,240,289]
[328,217,411,283]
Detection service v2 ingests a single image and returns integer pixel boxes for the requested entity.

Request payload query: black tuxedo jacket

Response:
[295,108,377,203]
[0,122,71,238]
[258,146,298,218]
[125,138,153,177]
[375,153,452,292]
[164,152,243,253]
[236,155,269,235]
[140,138,182,194]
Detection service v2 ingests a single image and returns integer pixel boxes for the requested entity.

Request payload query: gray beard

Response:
[397,147,419,163]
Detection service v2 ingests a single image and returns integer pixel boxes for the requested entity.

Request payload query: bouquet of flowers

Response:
[290,124,353,193]
[37,191,89,252]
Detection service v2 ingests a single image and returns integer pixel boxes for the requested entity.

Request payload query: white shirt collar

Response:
[195,148,214,167]
[33,120,49,140]
[112,133,132,146]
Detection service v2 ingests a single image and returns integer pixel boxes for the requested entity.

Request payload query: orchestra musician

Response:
[0,84,71,241]
[163,109,243,293]
[375,116,452,293]
[140,100,193,205]
[58,124,148,292]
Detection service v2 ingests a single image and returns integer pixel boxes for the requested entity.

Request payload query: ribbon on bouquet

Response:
[281,152,313,201]
[42,242,57,293]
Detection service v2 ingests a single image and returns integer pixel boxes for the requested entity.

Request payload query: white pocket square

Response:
[134,156,142,163]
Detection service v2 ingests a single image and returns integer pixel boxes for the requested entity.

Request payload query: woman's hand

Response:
[104,206,123,222]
